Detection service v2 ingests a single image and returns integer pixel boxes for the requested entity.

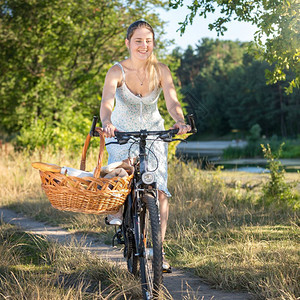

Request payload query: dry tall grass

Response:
[0,144,111,235]
[0,145,299,299]
[0,221,143,299]
[167,160,299,300]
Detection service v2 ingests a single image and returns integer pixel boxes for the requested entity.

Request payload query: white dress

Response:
[105,62,171,197]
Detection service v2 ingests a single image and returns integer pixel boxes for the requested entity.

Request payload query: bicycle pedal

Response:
[162,266,172,273]
[112,229,125,246]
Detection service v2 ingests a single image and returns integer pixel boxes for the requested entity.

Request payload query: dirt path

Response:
[0,207,251,300]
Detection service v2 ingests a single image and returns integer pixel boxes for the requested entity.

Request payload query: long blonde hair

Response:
[126,20,161,91]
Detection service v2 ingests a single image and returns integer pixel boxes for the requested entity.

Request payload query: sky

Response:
[156,6,258,52]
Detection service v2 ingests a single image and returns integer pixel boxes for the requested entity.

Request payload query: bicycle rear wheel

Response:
[139,193,163,299]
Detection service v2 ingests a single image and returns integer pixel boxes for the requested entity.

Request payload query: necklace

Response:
[135,71,146,86]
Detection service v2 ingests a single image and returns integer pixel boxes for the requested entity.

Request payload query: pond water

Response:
[221,165,270,173]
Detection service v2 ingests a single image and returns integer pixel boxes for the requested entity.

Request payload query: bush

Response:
[248,123,261,143]
[260,143,299,210]
[223,137,300,159]
[15,113,98,153]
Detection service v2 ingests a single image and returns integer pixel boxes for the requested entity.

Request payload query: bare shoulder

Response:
[105,64,123,85]
[158,62,171,75]
[107,64,123,77]
[158,63,173,86]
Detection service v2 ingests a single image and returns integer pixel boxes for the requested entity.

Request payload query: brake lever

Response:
[115,134,131,145]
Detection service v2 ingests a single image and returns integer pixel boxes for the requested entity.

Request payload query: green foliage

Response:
[177,39,249,136]
[159,53,186,128]
[0,0,168,151]
[223,137,300,159]
[15,112,93,152]
[261,143,299,210]
[159,53,188,158]
[223,143,263,159]
[174,39,300,138]
[169,0,300,94]
[223,123,263,158]
[248,124,261,143]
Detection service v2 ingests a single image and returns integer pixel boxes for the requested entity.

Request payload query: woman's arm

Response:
[160,63,190,134]
[100,65,122,137]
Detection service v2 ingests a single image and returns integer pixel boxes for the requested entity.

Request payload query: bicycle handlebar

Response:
[187,114,197,133]
[115,128,178,138]
[89,114,197,139]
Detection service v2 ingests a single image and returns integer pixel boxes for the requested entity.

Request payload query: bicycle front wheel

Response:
[139,193,163,299]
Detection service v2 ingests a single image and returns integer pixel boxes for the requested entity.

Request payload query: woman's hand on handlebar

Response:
[103,122,117,138]
[171,121,191,135]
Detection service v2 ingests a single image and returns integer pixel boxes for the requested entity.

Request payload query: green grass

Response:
[223,138,300,159]
[165,223,299,299]
[166,160,299,300]
[1,146,300,299]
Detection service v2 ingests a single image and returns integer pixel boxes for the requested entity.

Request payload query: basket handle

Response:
[80,127,105,178]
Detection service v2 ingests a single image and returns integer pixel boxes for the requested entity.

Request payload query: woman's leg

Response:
[159,190,172,272]
[158,190,169,243]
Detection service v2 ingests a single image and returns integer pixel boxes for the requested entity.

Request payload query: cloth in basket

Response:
[32,128,133,215]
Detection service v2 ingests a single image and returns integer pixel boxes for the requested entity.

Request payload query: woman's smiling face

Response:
[126,27,154,61]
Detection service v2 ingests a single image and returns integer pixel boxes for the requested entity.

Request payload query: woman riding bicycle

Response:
[100,20,190,272]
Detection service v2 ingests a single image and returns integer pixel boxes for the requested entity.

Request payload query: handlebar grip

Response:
[114,131,122,139]
[90,116,98,136]
[170,128,179,135]
[187,114,197,134]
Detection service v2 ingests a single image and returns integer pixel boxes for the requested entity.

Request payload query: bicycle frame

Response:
[89,115,197,299]
[121,132,163,299]
[126,131,159,256]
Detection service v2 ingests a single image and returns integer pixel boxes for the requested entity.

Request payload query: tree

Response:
[169,0,300,94]
[173,39,300,138]
[176,39,247,135]
[0,0,168,150]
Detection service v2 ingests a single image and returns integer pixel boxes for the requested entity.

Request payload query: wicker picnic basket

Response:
[33,128,133,214]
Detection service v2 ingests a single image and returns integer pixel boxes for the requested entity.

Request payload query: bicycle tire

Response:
[123,196,138,275]
[139,193,163,299]
[127,230,138,275]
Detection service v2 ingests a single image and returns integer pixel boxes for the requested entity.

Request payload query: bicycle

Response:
[90,115,196,299]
